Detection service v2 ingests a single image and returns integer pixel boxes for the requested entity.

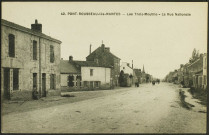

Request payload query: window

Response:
[50,74,56,89]
[9,34,15,57]
[94,81,100,88]
[90,69,93,76]
[33,40,37,60]
[84,81,88,87]
[13,69,19,90]
[204,76,207,85]
[204,58,207,69]
[50,45,55,63]
[33,73,37,90]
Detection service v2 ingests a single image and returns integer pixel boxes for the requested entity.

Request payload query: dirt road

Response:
[2,83,207,133]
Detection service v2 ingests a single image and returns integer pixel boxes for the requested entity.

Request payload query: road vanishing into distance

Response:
[2,83,207,133]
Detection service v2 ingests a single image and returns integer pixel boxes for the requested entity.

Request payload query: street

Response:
[2,83,207,133]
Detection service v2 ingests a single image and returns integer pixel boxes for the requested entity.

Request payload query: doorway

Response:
[4,68,10,100]
[90,81,93,89]
[68,75,74,87]
[42,73,46,97]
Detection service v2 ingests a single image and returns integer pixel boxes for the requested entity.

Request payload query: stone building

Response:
[187,54,203,89]
[1,19,61,100]
[86,43,120,88]
[60,56,111,90]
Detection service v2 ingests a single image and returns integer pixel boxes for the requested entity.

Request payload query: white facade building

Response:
[82,66,111,89]
[120,62,133,75]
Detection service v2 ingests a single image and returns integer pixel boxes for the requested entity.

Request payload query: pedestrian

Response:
[152,80,155,85]
[32,85,39,100]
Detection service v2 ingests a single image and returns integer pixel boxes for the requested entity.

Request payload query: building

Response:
[177,64,184,85]
[182,63,192,87]
[120,62,134,86]
[120,62,133,75]
[1,19,61,100]
[82,66,111,90]
[86,43,120,88]
[60,56,81,89]
[60,56,111,90]
[133,68,142,84]
[187,54,203,89]
[202,53,207,90]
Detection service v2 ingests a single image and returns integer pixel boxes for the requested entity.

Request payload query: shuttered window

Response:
[33,73,37,90]
[90,69,93,76]
[13,69,19,90]
[50,74,56,89]
[9,34,15,57]
[33,40,37,60]
[50,45,54,63]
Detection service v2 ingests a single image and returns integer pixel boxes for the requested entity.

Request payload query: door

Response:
[4,68,10,100]
[68,75,74,87]
[90,81,93,89]
[42,73,46,97]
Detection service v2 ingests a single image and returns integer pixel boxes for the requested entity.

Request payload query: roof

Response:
[60,60,80,74]
[72,61,99,67]
[86,45,120,60]
[1,19,62,44]
[60,60,111,74]
[195,70,203,75]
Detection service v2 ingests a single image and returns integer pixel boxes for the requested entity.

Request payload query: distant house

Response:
[187,54,203,89]
[60,56,111,90]
[133,68,142,84]
[1,19,62,100]
[120,62,133,86]
[86,43,120,88]
[120,62,133,75]
[177,64,184,85]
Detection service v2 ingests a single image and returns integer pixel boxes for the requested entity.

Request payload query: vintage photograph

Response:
[1,2,208,133]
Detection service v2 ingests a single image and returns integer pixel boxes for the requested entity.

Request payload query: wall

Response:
[1,24,61,100]
[61,74,68,87]
[81,67,111,84]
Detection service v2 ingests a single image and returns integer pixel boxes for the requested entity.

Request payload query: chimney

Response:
[101,43,105,52]
[69,56,73,61]
[89,44,92,54]
[105,47,110,52]
[31,19,42,32]
[132,60,133,69]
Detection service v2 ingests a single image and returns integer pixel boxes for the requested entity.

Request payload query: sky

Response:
[2,2,207,79]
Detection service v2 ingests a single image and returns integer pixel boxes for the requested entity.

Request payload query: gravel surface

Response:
[1,83,206,133]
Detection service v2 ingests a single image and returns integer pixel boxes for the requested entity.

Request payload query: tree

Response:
[190,48,200,63]
[119,70,125,87]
